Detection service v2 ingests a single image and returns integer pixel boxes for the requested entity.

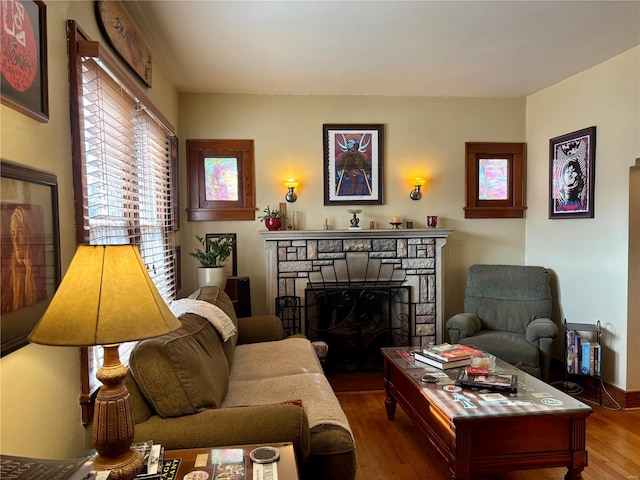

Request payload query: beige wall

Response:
[526,46,640,389]
[177,94,527,322]
[0,0,178,458]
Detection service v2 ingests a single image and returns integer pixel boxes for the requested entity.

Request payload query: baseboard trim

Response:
[602,381,640,409]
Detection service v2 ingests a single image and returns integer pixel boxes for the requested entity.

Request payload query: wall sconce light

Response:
[284,178,299,202]
[410,177,426,200]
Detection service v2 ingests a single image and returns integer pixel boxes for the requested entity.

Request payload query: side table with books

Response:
[160,442,299,480]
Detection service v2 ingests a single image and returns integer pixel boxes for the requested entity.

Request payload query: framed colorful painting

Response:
[1,160,60,357]
[323,124,384,205]
[549,126,596,219]
[1,0,49,122]
[464,142,526,218]
[186,139,256,221]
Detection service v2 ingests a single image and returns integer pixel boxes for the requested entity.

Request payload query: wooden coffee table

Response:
[382,347,593,480]
[162,442,299,480]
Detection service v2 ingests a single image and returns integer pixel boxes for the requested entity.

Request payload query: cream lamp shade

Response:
[29,244,181,480]
[29,244,182,345]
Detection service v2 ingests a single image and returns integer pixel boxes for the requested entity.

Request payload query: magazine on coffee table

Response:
[456,370,518,394]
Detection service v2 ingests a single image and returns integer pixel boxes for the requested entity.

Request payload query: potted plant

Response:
[258,206,286,231]
[189,234,235,288]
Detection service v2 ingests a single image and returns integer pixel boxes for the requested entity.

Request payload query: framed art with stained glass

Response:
[464,142,526,218]
[186,139,256,221]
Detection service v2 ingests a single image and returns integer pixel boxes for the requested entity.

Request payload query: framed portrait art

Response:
[323,124,384,205]
[0,0,49,122]
[549,126,596,219]
[1,160,60,357]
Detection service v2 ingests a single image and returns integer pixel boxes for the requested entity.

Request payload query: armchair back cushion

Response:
[464,264,551,334]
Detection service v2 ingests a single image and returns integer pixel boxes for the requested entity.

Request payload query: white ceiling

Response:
[127,1,640,97]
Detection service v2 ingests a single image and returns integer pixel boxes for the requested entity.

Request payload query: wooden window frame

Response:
[464,142,527,219]
[186,139,256,221]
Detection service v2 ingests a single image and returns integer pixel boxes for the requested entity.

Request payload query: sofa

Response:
[123,286,356,480]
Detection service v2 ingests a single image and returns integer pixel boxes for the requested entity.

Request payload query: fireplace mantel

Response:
[260,228,453,241]
[260,228,453,346]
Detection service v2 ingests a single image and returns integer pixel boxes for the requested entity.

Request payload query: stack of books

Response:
[413,343,483,370]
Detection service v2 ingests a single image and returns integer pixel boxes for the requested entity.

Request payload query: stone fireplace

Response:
[260,228,452,357]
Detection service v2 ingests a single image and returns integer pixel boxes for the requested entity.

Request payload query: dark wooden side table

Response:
[225,276,252,318]
[162,442,299,480]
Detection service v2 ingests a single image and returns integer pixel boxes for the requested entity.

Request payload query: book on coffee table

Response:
[456,370,518,394]
[422,343,483,362]
[413,351,472,370]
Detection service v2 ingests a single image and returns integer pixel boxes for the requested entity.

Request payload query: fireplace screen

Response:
[304,253,410,372]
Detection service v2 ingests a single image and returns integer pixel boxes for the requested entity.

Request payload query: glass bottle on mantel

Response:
[292,211,302,230]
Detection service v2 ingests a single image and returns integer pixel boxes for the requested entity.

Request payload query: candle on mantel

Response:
[392,216,400,223]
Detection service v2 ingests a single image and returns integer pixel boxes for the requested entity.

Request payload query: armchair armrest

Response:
[134,403,310,462]
[237,315,284,344]
[446,313,481,343]
[525,318,558,344]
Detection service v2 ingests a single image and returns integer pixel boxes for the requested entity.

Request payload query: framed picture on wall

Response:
[0,0,49,122]
[464,142,527,218]
[186,139,256,221]
[1,160,60,357]
[549,126,596,219]
[323,124,384,205]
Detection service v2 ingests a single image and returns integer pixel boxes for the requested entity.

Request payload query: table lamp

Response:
[29,245,182,480]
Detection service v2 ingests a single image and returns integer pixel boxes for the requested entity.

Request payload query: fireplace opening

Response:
[305,253,410,372]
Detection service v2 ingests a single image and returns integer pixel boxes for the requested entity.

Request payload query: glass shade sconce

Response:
[410,177,426,200]
[284,178,299,202]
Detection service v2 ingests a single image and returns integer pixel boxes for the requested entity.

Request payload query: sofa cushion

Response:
[222,372,352,436]
[231,337,324,381]
[130,315,229,418]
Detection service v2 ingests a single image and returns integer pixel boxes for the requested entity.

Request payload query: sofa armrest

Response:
[525,318,558,344]
[446,313,481,343]
[134,403,310,462]
[237,315,284,344]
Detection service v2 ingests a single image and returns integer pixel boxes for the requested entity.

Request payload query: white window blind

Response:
[77,56,177,395]
[79,56,176,299]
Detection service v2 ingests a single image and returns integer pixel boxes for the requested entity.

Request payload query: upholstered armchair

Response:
[446,264,558,380]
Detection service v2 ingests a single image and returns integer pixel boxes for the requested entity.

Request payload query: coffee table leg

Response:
[385,392,397,420]
[564,467,584,480]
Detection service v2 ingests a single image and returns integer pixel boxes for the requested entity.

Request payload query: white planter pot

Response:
[197,267,227,290]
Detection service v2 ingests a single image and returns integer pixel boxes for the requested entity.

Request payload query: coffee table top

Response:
[382,347,592,419]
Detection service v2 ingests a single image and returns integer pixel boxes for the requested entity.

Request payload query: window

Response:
[68,21,177,422]
[464,142,527,218]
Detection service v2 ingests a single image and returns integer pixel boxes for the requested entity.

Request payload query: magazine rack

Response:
[560,319,602,405]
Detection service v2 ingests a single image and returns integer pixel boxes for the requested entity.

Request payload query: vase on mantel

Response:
[264,218,282,231]
[197,267,227,290]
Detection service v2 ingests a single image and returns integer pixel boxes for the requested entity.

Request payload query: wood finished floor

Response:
[333,379,640,480]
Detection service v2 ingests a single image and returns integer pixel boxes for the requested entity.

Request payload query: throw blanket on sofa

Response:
[170,298,237,341]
